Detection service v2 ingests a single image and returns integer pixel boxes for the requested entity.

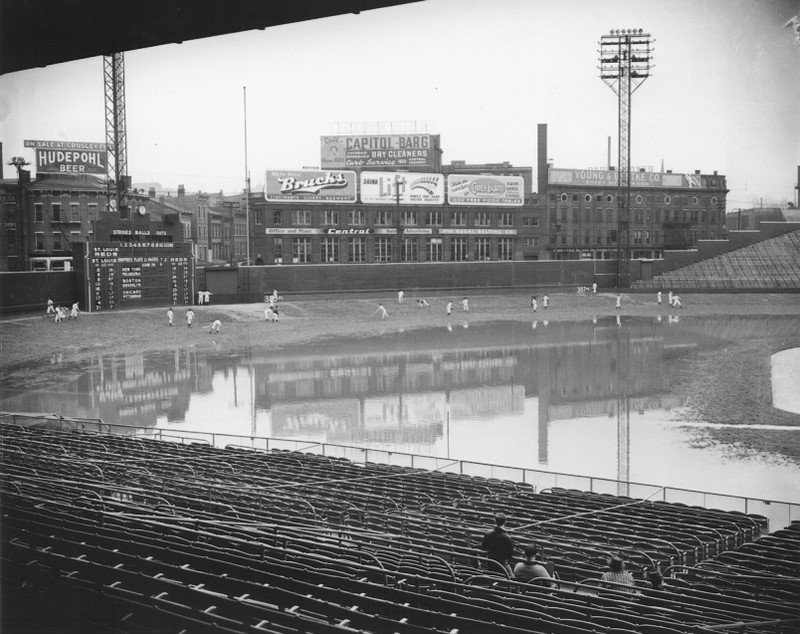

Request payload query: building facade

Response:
[544,168,729,261]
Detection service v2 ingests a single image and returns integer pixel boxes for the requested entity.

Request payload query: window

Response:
[52,203,62,222]
[633,230,643,245]
[254,209,263,224]
[634,211,643,224]
[572,229,578,244]
[292,237,312,263]
[701,210,706,223]
[608,230,617,244]
[401,210,417,226]
[584,209,591,222]
[584,231,590,245]
[572,194,578,202]
[402,237,418,262]
[475,237,491,260]
[6,228,16,246]
[426,210,442,226]
[654,230,660,244]
[35,232,45,251]
[53,232,63,251]
[347,209,365,225]
[572,208,579,223]
[71,231,81,243]
[635,195,643,204]
[374,237,392,262]
[321,237,339,263]
[691,210,698,223]
[596,231,602,244]
[374,210,392,226]
[475,211,490,227]
[451,237,468,261]
[70,203,80,222]
[585,194,592,203]
[655,209,660,223]
[273,238,283,262]
[323,209,339,225]
[524,237,538,247]
[427,237,443,261]
[561,193,569,202]
[523,216,539,227]
[35,203,43,222]
[499,212,513,227]
[292,209,311,225]
[273,210,282,224]
[664,196,671,205]
[451,210,466,226]
[498,238,513,260]
[348,237,366,262]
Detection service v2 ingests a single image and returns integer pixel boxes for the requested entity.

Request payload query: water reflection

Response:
[3,315,799,505]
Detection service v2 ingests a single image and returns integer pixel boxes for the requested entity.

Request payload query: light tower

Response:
[599,29,653,288]
[104,53,129,216]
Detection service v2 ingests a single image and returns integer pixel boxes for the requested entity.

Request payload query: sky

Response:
[1,0,798,210]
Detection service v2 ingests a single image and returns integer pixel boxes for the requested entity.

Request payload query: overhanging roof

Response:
[0,0,422,76]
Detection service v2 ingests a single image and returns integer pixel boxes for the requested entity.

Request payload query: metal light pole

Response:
[243,86,251,266]
[599,29,653,288]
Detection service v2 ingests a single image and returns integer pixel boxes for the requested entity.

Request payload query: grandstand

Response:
[634,226,800,291]
[2,421,799,633]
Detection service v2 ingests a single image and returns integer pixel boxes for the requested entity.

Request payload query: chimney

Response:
[148,187,156,198]
[178,184,185,199]
[694,170,700,174]
[537,123,548,194]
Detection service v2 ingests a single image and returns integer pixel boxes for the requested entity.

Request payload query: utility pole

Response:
[599,29,653,288]
[221,201,240,265]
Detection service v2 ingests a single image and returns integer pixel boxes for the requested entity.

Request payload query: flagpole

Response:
[244,86,251,266]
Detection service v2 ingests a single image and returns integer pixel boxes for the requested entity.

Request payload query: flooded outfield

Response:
[2,313,799,522]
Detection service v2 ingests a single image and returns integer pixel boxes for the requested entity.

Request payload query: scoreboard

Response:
[74,241,194,311]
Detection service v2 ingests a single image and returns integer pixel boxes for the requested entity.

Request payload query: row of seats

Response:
[634,228,800,289]
[2,422,799,634]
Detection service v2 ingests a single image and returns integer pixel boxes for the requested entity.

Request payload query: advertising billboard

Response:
[25,139,108,175]
[447,175,524,206]
[265,169,357,202]
[320,134,440,170]
[549,168,704,189]
[360,171,445,205]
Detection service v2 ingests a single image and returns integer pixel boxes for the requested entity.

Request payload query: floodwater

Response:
[3,314,800,527]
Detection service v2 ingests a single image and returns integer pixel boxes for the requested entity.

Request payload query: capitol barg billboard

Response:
[321,134,441,170]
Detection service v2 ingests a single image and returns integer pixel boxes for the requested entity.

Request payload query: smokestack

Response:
[537,124,548,194]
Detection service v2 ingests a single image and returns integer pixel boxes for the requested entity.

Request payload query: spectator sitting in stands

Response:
[648,568,665,591]
[600,555,637,593]
[480,513,515,575]
[513,543,554,585]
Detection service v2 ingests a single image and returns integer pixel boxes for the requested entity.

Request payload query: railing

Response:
[2,411,798,531]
